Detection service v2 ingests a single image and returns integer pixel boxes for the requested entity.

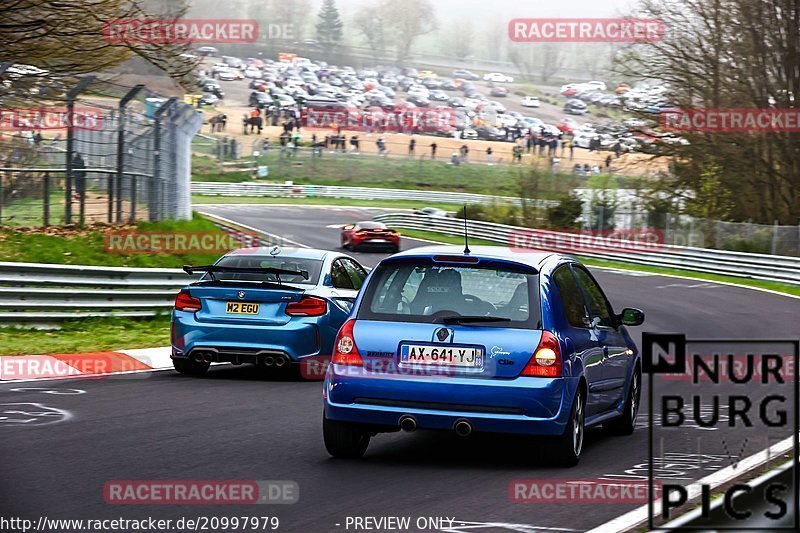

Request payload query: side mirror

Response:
[619,307,645,327]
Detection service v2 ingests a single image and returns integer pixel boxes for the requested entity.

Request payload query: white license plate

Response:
[400,344,484,367]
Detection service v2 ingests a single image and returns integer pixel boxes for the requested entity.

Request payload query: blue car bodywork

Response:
[322,245,644,464]
[171,247,368,375]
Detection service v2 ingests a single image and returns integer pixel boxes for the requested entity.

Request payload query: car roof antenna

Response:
[462,205,471,255]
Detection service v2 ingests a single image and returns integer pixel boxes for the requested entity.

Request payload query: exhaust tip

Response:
[454,419,472,437]
[399,415,417,432]
[274,356,287,368]
[192,353,204,363]
[201,352,214,364]
[263,356,275,367]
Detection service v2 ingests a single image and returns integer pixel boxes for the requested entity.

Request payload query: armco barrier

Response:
[0,262,194,327]
[372,213,800,285]
[192,181,556,209]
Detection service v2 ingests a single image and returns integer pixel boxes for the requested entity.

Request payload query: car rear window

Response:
[358,258,541,329]
[213,255,323,285]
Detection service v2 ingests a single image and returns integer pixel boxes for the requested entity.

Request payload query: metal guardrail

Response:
[192,181,557,209]
[0,262,194,327]
[372,213,800,285]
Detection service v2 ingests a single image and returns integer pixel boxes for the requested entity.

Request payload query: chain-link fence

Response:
[0,74,202,226]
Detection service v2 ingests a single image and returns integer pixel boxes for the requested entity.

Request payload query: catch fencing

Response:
[0,73,202,226]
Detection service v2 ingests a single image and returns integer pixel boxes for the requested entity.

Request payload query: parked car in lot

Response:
[341,221,401,253]
[453,69,480,80]
[171,248,368,376]
[474,125,507,141]
[564,99,588,115]
[484,72,514,83]
[322,246,645,465]
[490,86,509,97]
[521,96,540,107]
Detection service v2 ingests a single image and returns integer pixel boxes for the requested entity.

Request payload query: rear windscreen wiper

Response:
[440,315,512,325]
[183,264,309,284]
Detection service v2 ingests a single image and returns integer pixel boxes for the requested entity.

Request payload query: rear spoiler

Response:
[183,264,309,282]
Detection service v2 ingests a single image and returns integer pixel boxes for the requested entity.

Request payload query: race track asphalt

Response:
[1,204,798,532]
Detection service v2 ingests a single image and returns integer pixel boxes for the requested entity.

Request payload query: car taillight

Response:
[285,296,328,317]
[174,290,201,312]
[332,319,363,366]
[521,331,562,378]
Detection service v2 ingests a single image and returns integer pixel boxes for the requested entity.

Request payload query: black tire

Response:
[323,415,370,458]
[172,358,210,376]
[605,368,640,435]
[552,387,585,467]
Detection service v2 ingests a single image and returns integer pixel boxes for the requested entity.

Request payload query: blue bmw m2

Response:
[322,245,644,465]
[171,247,368,376]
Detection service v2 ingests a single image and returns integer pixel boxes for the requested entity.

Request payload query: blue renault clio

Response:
[322,245,644,465]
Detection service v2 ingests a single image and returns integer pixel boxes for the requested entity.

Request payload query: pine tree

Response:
[316,0,344,44]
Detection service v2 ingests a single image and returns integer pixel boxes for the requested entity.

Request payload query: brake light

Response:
[521,331,562,378]
[332,319,363,366]
[285,296,328,317]
[174,290,201,312]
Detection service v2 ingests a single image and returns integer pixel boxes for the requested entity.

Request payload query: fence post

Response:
[43,172,50,226]
[129,174,137,222]
[64,76,95,225]
[771,220,779,255]
[116,84,144,224]
[151,98,176,222]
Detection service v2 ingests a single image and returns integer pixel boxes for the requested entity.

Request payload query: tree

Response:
[353,5,387,60]
[616,0,800,224]
[382,0,437,62]
[316,0,344,45]
[547,194,584,230]
[0,0,196,89]
[354,0,436,62]
[440,19,474,60]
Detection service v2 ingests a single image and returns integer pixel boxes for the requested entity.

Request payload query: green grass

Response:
[0,213,227,267]
[192,151,599,198]
[0,316,170,356]
[0,192,67,227]
[192,194,465,212]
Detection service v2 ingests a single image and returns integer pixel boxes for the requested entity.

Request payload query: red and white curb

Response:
[0,347,172,382]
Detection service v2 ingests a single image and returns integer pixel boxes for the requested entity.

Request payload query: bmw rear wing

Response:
[183,264,309,288]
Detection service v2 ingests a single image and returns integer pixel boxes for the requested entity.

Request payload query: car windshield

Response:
[211,255,323,285]
[358,258,541,328]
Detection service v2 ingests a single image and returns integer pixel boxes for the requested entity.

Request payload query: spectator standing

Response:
[430,142,437,160]
[486,146,493,165]
[408,137,416,157]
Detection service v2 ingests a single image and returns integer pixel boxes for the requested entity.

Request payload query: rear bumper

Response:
[171,310,331,363]
[323,364,579,436]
